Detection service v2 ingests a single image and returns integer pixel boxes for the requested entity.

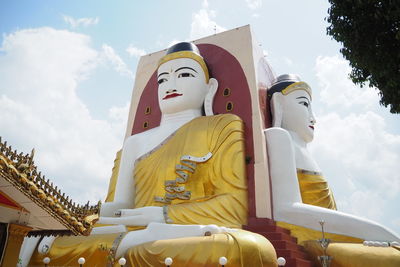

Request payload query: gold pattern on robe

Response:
[153,153,208,204]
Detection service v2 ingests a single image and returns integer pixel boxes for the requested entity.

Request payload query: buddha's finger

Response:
[97,216,116,224]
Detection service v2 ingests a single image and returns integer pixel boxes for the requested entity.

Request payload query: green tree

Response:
[326,0,400,113]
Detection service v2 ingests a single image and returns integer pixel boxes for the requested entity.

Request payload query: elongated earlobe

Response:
[204,78,218,116]
[271,93,283,127]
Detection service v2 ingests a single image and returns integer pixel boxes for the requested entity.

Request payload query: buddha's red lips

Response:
[309,126,314,130]
[163,93,183,100]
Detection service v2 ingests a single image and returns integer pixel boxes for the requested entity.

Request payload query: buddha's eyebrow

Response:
[175,67,198,73]
[157,72,168,78]
[296,96,310,102]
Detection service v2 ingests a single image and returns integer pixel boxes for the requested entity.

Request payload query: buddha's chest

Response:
[133,128,213,207]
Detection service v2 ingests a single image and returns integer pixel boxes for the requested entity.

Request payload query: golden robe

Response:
[133,113,247,227]
[297,169,337,210]
[30,114,277,267]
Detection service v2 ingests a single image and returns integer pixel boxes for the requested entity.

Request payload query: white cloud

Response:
[126,45,146,57]
[159,1,225,50]
[392,218,400,229]
[108,102,130,136]
[63,15,99,28]
[315,55,378,110]
[190,3,226,40]
[245,0,262,10]
[310,55,400,233]
[101,44,134,78]
[283,57,293,66]
[108,102,129,122]
[0,27,127,204]
[312,111,400,195]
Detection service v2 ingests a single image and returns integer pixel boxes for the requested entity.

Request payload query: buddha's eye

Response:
[299,101,309,107]
[178,72,195,78]
[158,78,167,85]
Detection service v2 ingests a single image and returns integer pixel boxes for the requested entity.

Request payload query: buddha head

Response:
[268,74,316,143]
[157,42,218,115]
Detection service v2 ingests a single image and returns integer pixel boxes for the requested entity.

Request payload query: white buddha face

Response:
[280,89,316,143]
[157,57,212,115]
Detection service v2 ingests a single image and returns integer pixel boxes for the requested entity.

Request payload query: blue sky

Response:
[1,0,399,236]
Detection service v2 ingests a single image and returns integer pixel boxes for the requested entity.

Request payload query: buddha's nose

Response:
[310,114,317,125]
[166,89,177,94]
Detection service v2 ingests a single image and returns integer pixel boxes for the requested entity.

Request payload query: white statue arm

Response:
[98,134,165,227]
[100,135,138,216]
[265,127,400,242]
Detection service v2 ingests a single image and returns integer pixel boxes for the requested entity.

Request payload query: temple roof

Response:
[0,137,100,236]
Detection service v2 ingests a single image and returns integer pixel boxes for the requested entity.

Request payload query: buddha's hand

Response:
[99,201,131,217]
[98,206,164,226]
[37,235,57,255]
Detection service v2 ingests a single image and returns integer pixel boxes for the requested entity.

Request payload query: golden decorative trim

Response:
[145,106,151,115]
[0,137,100,236]
[158,51,210,82]
[154,152,212,204]
[143,121,149,128]
[110,232,127,264]
[134,128,179,166]
[163,206,173,223]
[281,81,312,100]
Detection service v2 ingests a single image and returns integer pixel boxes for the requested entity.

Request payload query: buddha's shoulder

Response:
[124,126,160,146]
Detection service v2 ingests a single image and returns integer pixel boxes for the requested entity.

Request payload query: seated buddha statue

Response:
[24,42,277,266]
[265,74,400,266]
